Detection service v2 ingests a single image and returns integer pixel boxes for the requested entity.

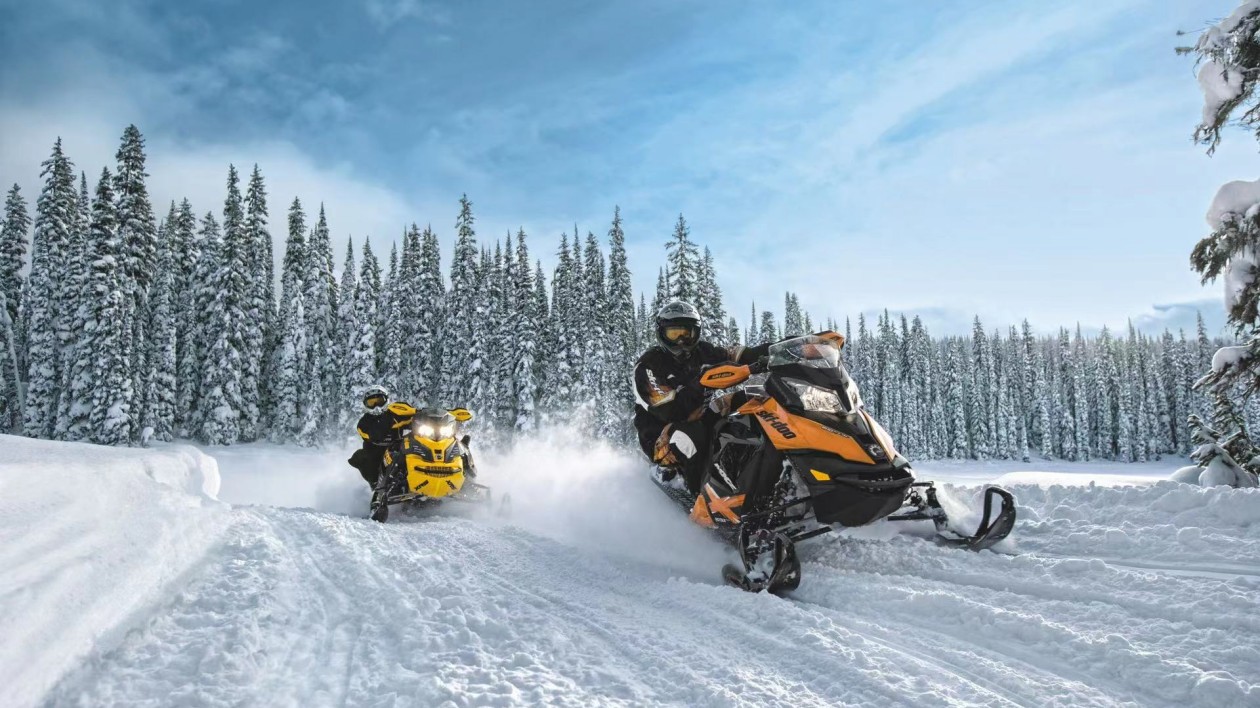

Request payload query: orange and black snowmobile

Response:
[665,333,1016,594]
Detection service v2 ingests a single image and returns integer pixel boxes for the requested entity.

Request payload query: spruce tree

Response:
[416,225,445,405]
[442,196,479,408]
[143,226,179,443]
[346,238,381,419]
[697,247,726,345]
[665,213,699,300]
[196,166,250,445]
[300,205,338,444]
[187,212,222,435]
[171,200,201,436]
[270,197,308,442]
[241,165,271,440]
[54,172,96,440]
[23,139,77,439]
[115,125,157,439]
[0,184,29,330]
[337,237,359,424]
[758,310,778,344]
[603,208,636,442]
[85,169,134,445]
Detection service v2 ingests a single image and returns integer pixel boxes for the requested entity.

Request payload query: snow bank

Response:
[0,435,229,708]
[1012,480,1260,568]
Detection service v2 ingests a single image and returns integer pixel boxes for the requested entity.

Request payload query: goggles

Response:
[662,324,698,344]
[364,394,387,409]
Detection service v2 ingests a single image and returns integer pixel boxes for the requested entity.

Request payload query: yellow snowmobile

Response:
[369,407,491,522]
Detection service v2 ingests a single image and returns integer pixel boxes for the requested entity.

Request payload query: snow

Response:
[4,434,1259,706]
[1198,60,1245,127]
[0,435,227,707]
[1206,178,1260,231]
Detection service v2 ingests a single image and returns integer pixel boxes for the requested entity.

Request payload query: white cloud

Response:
[363,0,450,31]
[0,97,429,275]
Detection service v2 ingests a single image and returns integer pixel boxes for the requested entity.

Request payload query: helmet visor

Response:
[364,393,387,409]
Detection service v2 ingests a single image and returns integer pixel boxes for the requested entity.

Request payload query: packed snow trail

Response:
[4,434,1259,706]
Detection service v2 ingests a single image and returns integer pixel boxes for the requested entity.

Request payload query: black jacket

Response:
[356,408,410,449]
[633,341,768,456]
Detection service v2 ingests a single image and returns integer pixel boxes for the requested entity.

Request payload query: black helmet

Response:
[656,300,702,357]
[362,384,389,414]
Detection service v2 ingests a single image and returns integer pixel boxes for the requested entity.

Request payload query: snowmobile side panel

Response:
[746,398,878,465]
[788,453,914,527]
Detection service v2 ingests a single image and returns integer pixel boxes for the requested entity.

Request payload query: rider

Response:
[348,384,416,489]
[633,300,772,495]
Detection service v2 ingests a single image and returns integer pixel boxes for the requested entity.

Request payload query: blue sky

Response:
[0,0,1254,336]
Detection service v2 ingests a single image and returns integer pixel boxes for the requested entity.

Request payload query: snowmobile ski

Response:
[724,527,801,595]
[888,483,1016,551]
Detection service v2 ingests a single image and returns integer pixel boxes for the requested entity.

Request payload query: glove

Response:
[748,357,769,375]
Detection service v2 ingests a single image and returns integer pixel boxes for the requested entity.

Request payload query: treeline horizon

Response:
[0,125,1246,461]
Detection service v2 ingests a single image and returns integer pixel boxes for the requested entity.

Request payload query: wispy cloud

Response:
[0,0,1247,336]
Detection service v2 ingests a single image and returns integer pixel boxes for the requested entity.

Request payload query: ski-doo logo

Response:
[757,410,797,439]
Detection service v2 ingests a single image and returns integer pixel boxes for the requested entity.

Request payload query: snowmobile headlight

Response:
[784,379,846,413]
[439,424,455,438]
[417,424,436,439]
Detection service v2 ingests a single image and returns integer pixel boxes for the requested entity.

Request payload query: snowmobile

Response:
[655,333,1016,595]
[369,407,494,522]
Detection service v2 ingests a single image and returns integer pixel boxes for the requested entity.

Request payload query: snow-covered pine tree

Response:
[532,261,551,414]
[416,225,445,405]
[784,293,804,337]
[603,208,636,443]
[300,205,338,444]
[0,184,29,336]
[747,302,757,347]
[241,165,272,441]
[187,212,222,435]
[442,196,479,409]
[23,138,77,439]
[758,310,778,345]
[943,337,970,457]
[652,267,670,316]
[726,317,741,347]
[336,237,359,426]
[465,246,495,433]
[196,166,251,445]
[84,169,134,446]
[1072,326,1092,460]
[580,231,607,428]
[52,173,95,440]
[270,197,308,443]
[114,126,157,439]
[171,199,201,437]
[697,247,726,346]
[346,238,381,421]
[541,233,575,423]
[636,294,649,353]
[143,219,179,443]
[396,224,422,402]
[0,184,30,428]
[52,173,93,440]
[665,213,699,301]
[1055,329,1074,460]
[510,229,540,434]
[0,290,20,432]
[1093,327,1119,459]
[377,242,403,394]
[1183,9,1260,452]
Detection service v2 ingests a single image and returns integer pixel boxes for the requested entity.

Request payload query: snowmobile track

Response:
[32,488,1260,707]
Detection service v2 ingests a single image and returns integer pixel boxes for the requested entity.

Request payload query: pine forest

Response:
[0,127,1246,462]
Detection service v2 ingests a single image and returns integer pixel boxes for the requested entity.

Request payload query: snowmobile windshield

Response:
[768,336,842,371]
